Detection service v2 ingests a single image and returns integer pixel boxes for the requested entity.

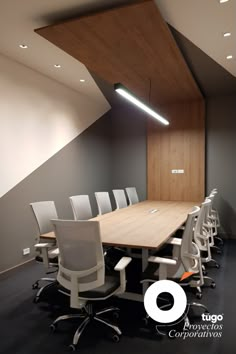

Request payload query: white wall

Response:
[0,53,110,197]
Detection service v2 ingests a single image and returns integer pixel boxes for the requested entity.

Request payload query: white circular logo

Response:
[144,280,187,324]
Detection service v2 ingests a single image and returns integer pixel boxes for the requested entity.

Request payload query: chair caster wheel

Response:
[112,334,120,343]
[215,263,220,269]
[196,292,202,300]
[113,311,120,320]
[32,282,39,290]
[211,282,216,289]
[68,344,76,351]
[50,324,57,332]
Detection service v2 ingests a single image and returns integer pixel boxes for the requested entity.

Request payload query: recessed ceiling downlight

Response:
[54,64,61,68]
[223,32,231,37]
[226,55,233,59]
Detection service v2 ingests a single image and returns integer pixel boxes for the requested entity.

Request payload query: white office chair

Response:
[95,191,112,215]
[112,189,128,209]
[69,195,93,220]
[50,219,131,351]
[141,207,210,327]
[30,201,59,302]
[143,207,211,295]
[206,192,223,247]
[209,189,220,230]
[95,191,127,257]
[125,187,139,205]
[193,199,220,269]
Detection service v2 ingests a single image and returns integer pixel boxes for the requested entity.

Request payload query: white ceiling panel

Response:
[155,0,236,77]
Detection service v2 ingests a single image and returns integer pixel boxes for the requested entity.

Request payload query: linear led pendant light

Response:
[114,83,169,125]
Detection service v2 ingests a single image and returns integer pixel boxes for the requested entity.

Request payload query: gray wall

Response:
[206,95,236,238]
[0,114,112,272]
[111,104,147,203]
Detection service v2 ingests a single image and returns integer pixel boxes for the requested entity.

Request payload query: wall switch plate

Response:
[172,169,184,174]
[23,247,30,255]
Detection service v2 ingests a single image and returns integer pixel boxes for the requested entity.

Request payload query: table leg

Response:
[142,248,149,294]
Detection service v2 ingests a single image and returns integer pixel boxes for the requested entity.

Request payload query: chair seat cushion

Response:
[59,275,120,299]
[81,275,120,298]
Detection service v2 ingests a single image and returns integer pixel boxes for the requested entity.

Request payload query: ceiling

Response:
[155,0,236,78]
[0,0,235,101]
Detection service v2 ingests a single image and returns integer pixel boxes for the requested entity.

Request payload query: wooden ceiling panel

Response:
[36,0,202,106]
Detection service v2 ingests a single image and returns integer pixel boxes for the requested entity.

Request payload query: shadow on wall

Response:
[217,196,236,239]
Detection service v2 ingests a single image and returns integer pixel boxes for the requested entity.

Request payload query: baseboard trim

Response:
[0,258,34,275]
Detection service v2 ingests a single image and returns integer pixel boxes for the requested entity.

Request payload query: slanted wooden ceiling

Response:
[36,0,202,107]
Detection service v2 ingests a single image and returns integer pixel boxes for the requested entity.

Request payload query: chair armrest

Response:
[49,248,59,256]
[34,243,52,248]
[196,232,209,240]
[203,222,213,230]
[114,257,132,271]
[148,256,177,265]
[34,243,58,268]
[142,256,176,282]
[167,237,182,246]
[192,241,200,255]
[208,214,217,221]
[113,257,132,295]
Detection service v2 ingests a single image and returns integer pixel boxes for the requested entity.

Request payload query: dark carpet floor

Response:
[0,240,235,354]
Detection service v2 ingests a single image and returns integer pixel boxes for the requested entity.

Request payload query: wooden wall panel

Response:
[36,0,202,107]
[148,100,205,201]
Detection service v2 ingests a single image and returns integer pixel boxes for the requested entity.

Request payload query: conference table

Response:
[41,200,198,301]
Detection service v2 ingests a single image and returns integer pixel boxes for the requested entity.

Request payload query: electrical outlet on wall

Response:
[171,169,185,174]
[23,248,30,255]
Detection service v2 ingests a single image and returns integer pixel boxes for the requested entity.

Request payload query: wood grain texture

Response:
[40,200,199,249]
[148,100,205,201]
[35,0,202,106]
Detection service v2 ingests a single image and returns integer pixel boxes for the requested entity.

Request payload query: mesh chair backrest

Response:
[112,189,128,209]
[52,219,105,292]
[206,193,216,216]
[125,187,139,205]
[181,206,200,272]
[95,192,112,215]
[30,201,58,234]
[194,199,211,250]
[210,188,218,195]
[69,195,93,220]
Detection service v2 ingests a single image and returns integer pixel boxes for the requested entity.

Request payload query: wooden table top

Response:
[40,200,199,250]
